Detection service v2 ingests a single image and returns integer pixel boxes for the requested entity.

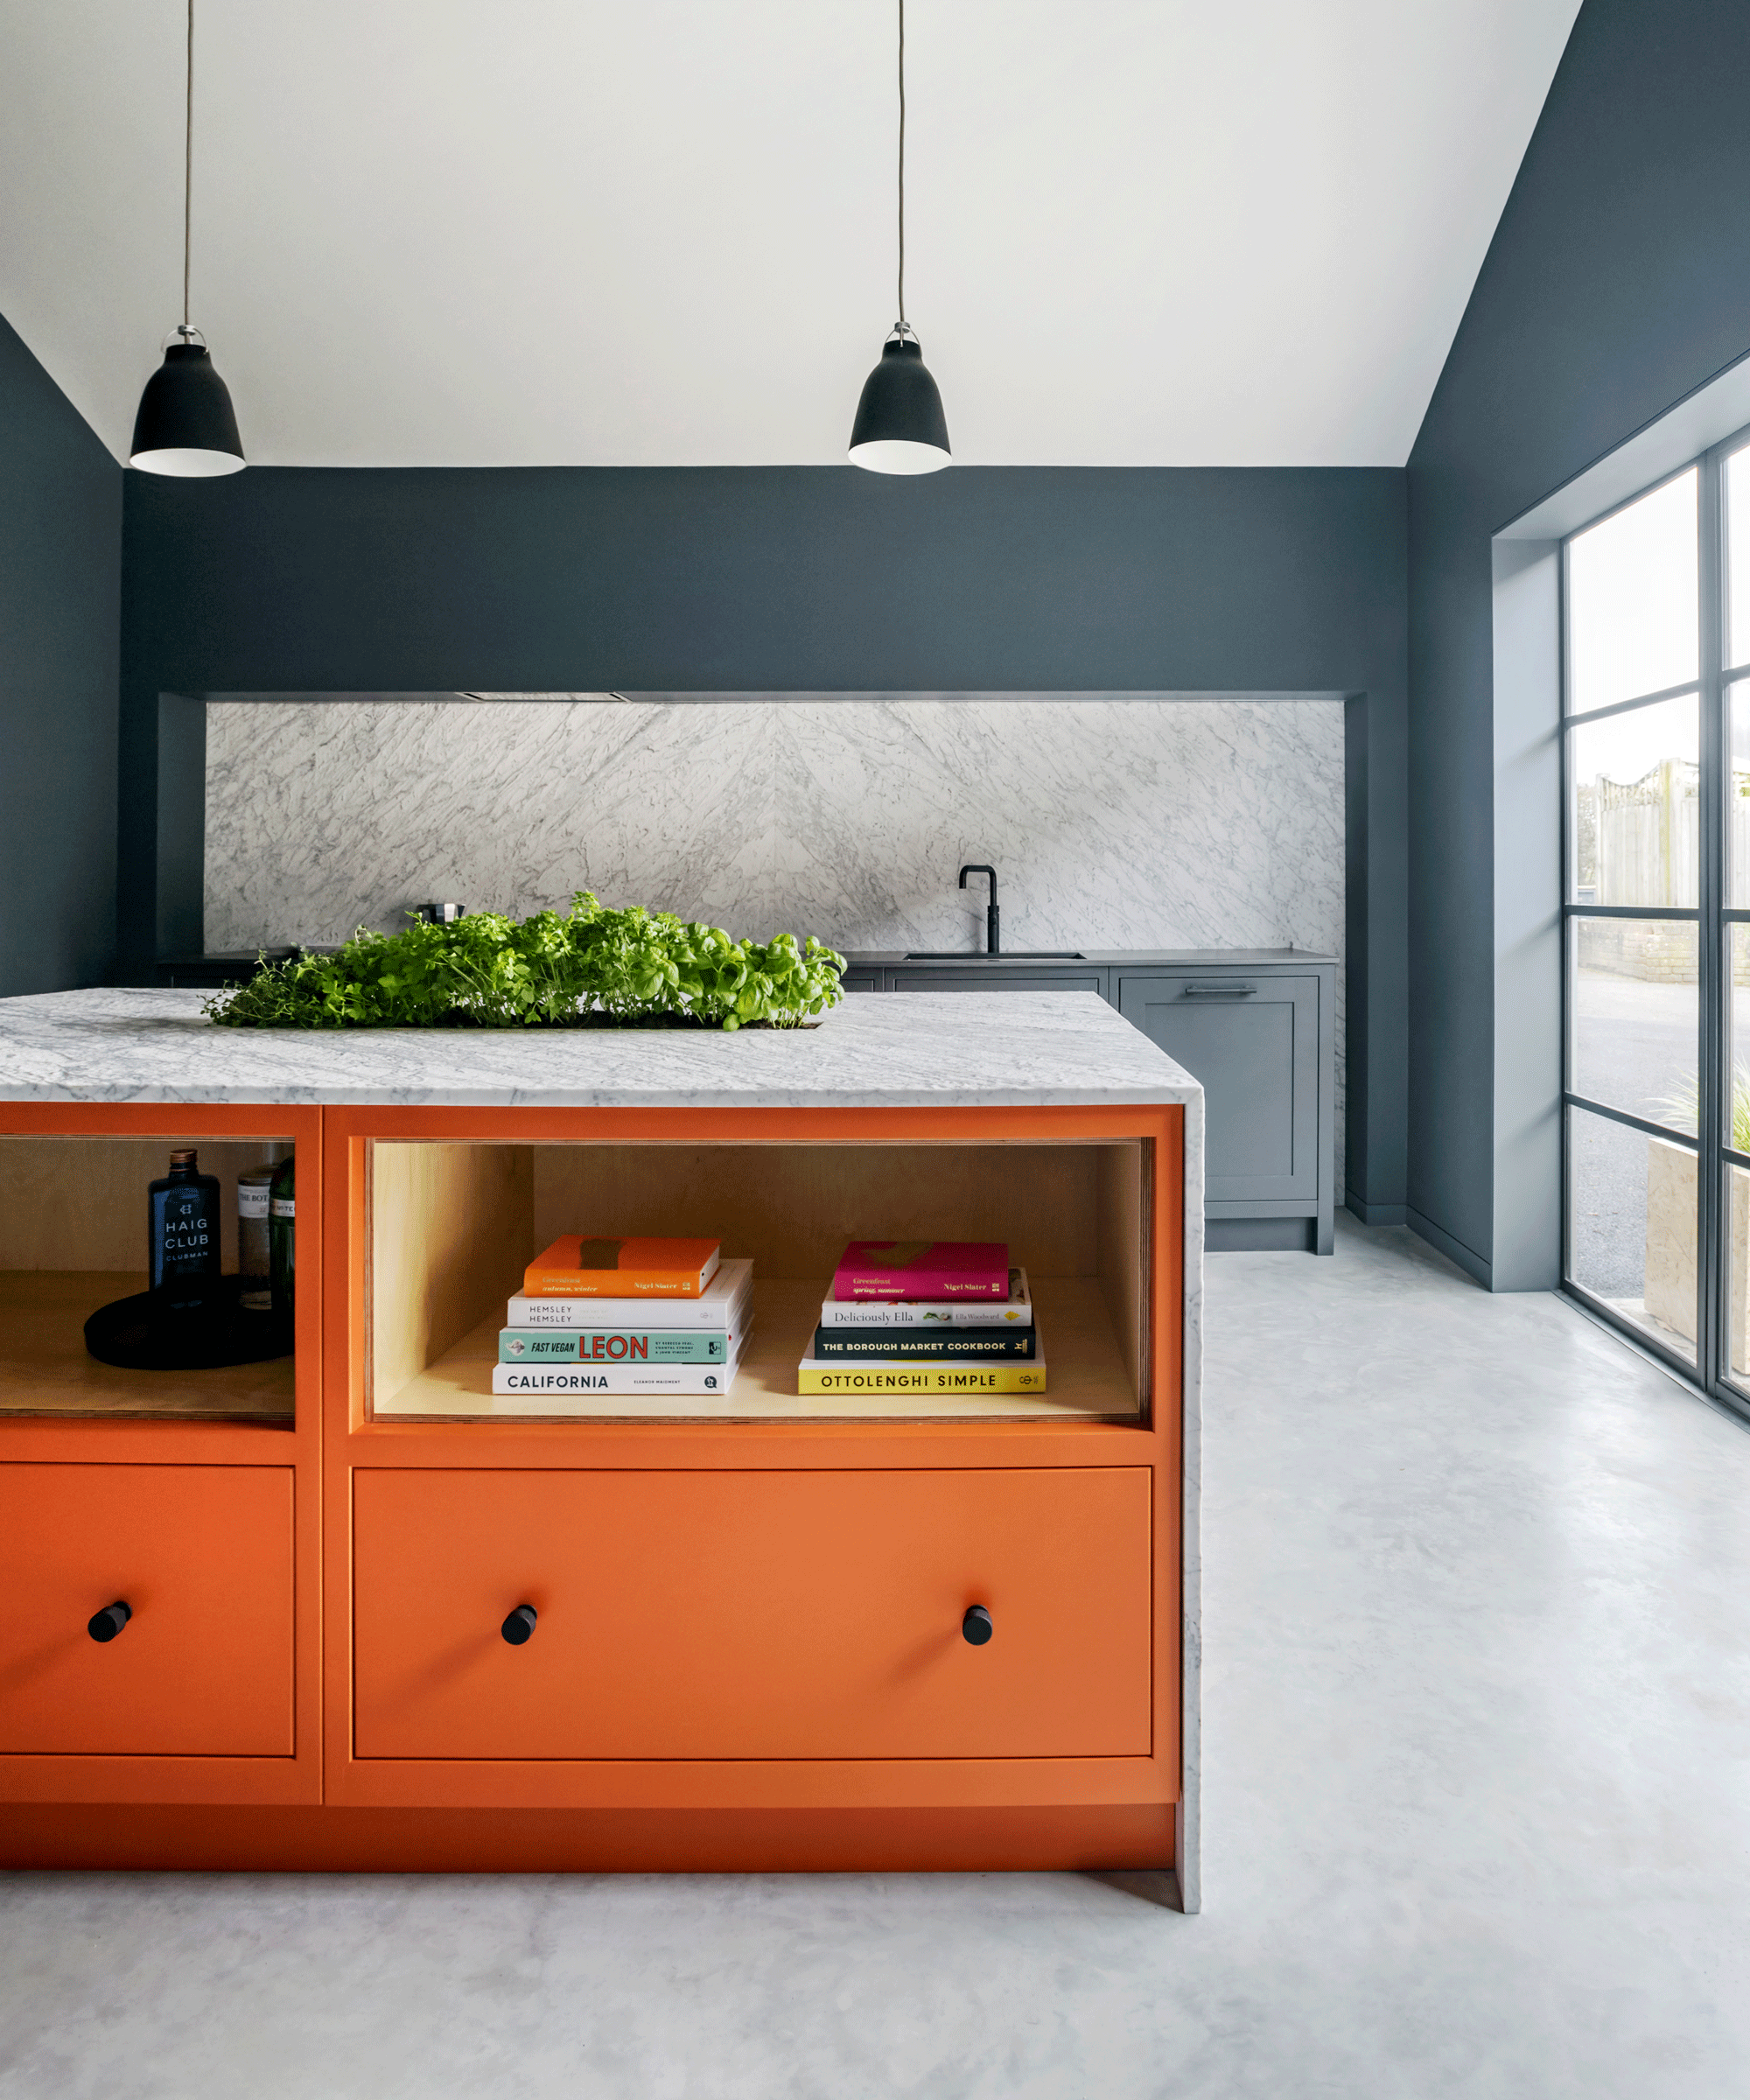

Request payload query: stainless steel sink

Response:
[902,951,1087,960]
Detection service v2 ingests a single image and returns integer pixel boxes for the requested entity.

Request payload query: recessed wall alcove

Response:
[152,687,1357,1166]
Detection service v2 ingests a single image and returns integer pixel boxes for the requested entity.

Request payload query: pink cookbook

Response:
[831,1240,1011,1302]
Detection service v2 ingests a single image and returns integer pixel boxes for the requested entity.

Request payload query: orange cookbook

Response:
[522,1236,722,1298]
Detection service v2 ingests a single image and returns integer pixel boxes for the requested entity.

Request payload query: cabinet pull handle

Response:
[501,1604,538,1645]
[1181,983,1256,998]
[962,1604,993,1646]
[88,1600,132,1643]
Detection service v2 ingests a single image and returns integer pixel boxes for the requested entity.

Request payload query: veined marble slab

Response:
[203,692,1344,1167]
[0,986,1203,1111]
[205,696,1344,960]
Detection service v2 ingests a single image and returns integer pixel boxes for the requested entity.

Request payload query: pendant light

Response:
[130,0,245,476]
[848,0,950,474]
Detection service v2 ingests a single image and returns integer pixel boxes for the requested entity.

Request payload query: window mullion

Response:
[1698,448,1726,1390]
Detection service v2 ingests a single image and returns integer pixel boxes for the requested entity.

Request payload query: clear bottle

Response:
[148,1148,221,1316]
[237,1161,278,1312]
[270,1152,296,1319]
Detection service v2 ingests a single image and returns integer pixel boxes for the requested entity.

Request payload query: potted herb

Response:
[204,893,846,1032]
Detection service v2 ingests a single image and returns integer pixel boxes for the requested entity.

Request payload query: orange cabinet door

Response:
[354,1467,1152,1760]
[0,1464,295,1756]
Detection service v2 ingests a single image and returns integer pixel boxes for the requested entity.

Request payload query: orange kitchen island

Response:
[0,988,1203,1910]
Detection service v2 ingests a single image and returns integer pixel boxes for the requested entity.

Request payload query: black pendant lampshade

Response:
[130,1,245,478]
[130,331,245,477]
[848,1,951,475]
[849,330,951,475]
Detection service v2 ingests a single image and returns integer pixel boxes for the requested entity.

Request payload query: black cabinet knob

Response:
[962,1604,993,1646]
[501,1604,538,1645]
[88,1600,132,1643]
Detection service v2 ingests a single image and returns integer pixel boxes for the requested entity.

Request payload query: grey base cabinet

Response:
[842,949,1336,1256]
[1116,970,1333,1256]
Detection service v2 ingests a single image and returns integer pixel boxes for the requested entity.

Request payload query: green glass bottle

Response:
[270,1152,296,1320]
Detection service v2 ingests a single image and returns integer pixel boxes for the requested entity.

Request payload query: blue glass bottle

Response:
[148,1147,221,1316]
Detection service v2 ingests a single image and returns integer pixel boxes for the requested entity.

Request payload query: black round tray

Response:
[85,1278,293,1371]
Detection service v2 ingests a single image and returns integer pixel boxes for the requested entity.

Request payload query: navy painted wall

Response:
[122,462,1410,1210]
[0,312,121,996]
[1408,0,1750,1277]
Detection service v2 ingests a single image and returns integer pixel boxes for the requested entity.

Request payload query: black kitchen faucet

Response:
[959,864,999,955]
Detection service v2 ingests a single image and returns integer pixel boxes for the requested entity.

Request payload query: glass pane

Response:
[1567,1104,1697,1368]
[1567,469,1698,713]
[1567,695,1698,906]
[1727,680,1750,906]
[1726,445,1750,670]
[1570,917,1698,1130]
[1728,1165,1750,1388]
[1728,926,1750,1146]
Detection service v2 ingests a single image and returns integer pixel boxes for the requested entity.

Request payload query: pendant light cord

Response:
[182,0,194,332]
[894,0,907,327]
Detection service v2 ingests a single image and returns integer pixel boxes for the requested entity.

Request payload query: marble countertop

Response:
[0,987,1203,1110]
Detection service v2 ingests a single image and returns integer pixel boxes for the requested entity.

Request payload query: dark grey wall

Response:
[0,312,121,996]
[1407,0,1750,1279]
[122,462,1408,1209]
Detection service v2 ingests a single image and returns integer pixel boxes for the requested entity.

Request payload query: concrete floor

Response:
[4,1216,1750,2099]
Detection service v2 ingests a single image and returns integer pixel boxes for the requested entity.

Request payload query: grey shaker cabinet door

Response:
[1116,974,1321,1204]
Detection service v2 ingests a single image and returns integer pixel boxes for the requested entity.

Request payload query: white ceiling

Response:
[0,0,1581,470]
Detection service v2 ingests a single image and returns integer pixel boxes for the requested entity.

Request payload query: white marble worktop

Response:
[0,986,1203,1110]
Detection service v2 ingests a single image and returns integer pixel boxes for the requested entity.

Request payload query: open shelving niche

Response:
[0,1134,298,1424]
[367,1138,1153,1424]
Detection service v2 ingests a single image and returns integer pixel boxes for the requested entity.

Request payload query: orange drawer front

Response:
[354,1466,1152,1761]
[0,1464,295,1757]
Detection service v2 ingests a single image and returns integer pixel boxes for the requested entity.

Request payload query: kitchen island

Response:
[0,989,1202,1908]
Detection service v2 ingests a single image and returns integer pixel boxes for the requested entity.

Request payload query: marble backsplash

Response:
[206,693,1346,1144]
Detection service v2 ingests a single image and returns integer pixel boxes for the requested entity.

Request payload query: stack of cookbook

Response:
[494,1236,752,1399]
[797,1240,1046,1396]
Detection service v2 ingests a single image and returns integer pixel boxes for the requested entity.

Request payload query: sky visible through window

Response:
[1571,694,1698,784]
[1568,467,1698,724]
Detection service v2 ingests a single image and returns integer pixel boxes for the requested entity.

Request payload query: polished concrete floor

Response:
[4,1217,1750,2099]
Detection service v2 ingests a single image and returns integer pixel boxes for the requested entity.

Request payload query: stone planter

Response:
[1643,1137,1750,1372]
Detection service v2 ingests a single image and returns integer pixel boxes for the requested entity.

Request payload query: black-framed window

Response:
[1561,434,1750,1414]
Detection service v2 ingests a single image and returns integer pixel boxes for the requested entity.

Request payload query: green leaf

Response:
[201,897,847,1032]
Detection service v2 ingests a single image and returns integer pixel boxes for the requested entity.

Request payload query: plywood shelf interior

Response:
[0,1133,298,1424]
[374,1273,1140,1423]
[368,1137,1151,1426]
[0,1271,295,1423]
